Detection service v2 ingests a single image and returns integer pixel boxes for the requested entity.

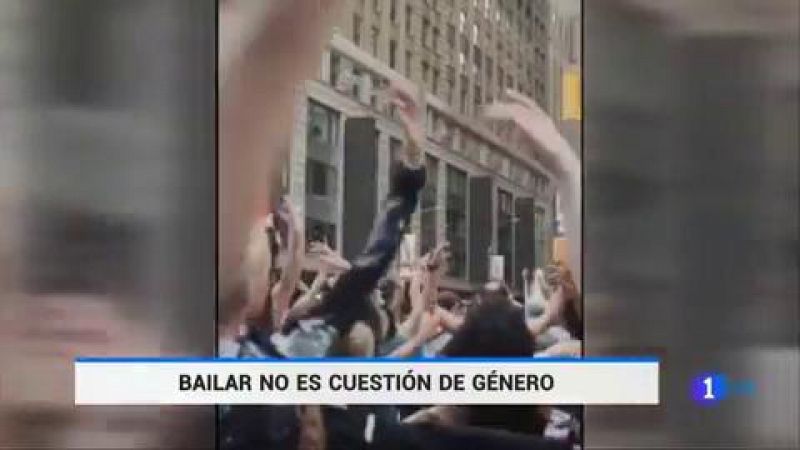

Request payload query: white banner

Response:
[75,358,658,405]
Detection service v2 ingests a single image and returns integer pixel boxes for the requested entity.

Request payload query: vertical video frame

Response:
[219,1,582,449]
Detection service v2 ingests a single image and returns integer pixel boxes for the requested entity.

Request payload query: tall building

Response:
[548,0,581,250]
[548,0,581,150]
[287,0,564,292]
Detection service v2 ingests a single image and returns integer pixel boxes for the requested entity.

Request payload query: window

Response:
[405,5,412,34]
[446,65,455,104]
[497,189,514,284]
[308,100,339,148]
[422,61,430,84]
[487,149,503,172]
[351,67,362,100]
[473,45,482,76]
[390,0,397,22]
[389,137,404,178]
[389,40,397,69]
[446,79,454,104]
[405,50,413,77]
[330,53,341,86]
[447,23,456,47]
[473,85,481,113]
[459,87,468,114]
[433,114,448,144]
[534,207,546,267]
[425,107,435,136]
[446,166,468,278]
[459,11,466,33]
[306,101,341,243]
[353,14,362,45]
[306,218,337,249]
[370,76,381,108]
[307,160,335,196]
[472,24,479,44]
[370,26,379,55]
[498,67,505,92]
[422,18,430,48]
[463,132,479,161]
[432,68,440,95]
[432,27,440,52]
[420,155,439,255]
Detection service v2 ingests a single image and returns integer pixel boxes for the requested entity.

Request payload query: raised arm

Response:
[423,243,449,311]
[219,0,345,301]
[282,82,427,334]
[396,264,427,339]
[484,90,581,289]
[388,309,442,358]
[522,268,534,317]
[326,87,425,297]
[284,241,350,323]
[437,306,465,333]
[252,199,305,330]
[289,266,328,316]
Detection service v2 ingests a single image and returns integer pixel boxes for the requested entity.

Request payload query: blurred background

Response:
[0,0,215,448]
[584,0,799,448]
[1,0,797,448]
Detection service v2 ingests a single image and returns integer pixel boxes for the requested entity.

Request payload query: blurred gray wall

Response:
[6,0,216,353]
[585,0,799,448]
[1,1,215,448]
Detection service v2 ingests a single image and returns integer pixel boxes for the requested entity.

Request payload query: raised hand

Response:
[427,242,450,274]
[389,81,424,168]
[484,89,581,288]
[413,309,442,346]
[219,0,345,302]
[409,265,427,312]
[309,241,351,273]
[483,89,578,178]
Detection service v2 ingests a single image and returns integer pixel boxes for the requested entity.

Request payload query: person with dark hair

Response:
[443,296,535,358]
[436,290,460,311]
[405,297,548,437]
[315,293,571,450]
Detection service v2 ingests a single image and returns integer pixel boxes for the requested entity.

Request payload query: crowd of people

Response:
[219,2,583,449]
[218,81,583,450]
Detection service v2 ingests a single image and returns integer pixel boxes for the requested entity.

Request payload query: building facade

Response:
[286,0,564,292]
[548,0,581,246]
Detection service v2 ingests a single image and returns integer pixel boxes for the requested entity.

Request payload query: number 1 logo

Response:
[692,373,727,405]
